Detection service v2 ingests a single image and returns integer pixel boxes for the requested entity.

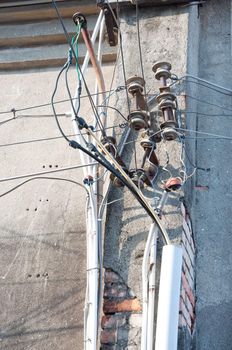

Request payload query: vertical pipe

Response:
[72,11,104,172]
[146,226,158,350]
[141,223,156,350]
[155,245,182,350]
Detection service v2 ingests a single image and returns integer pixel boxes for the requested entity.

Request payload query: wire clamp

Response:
[83,176,94,186]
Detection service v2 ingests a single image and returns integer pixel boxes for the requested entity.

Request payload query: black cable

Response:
[51,61,71,143]
[0,176,88,199]
[96,105,127,121]
[135,0,147,97]
[65,56,78,118]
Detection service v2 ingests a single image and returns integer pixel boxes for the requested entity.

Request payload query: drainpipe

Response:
[155,245,182,350]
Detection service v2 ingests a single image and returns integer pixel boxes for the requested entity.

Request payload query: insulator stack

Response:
[126,76,150,131]
[152,61,178,141]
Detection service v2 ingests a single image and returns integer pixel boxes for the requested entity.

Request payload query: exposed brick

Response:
[182,232,195,262]
[179,298,191,329]
[182,220,195,251]
[182,258,194,283]
[104,283,128,299]
[185,267,195,291]
[100,330,117,344]
[183,248,194,272]
[105,270,122,283]
[103,298,142,314]
[101,314,127,329]
[179,313,186,328]
[185,295,194,320]
[182,273,195,307]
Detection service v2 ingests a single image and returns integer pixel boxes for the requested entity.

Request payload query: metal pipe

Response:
[79,11,104,83]
[72,11,104,171]
[155,245,182,350]
[80,21,107,126]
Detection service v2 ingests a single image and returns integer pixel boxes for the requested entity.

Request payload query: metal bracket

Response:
[97,0,118,46]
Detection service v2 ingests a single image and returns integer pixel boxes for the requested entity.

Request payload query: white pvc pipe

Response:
[155,245,182,350]
[147,225,158,350]
[86,186,98,350]
[141,223,156,350]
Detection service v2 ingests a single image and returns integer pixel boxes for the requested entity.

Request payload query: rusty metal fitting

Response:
[160,125,178,141]
[152,61,172,82]
[144,163,158,186]
[129,168,148,189]
[126,76,150,131]
[73,12,87,27]
[140,131,157,149]
[128,111,150,131]
[156,92,177,110]
[164,177,182,192]
[101,136,117,155]
[110,174,124,188]
[126,76,145,95]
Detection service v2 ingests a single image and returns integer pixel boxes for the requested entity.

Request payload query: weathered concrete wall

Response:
[195,1,232,349]
[0,64,115,350]
[103,3,200,348]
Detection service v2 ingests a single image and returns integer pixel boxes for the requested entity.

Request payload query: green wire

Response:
[71,23,81,80]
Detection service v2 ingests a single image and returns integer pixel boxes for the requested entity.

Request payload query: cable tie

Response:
[68,48,72,64]
[11,108,16,118]
[83,176,94,186]
[69,140,79,149]
[119,122,128,128]
[76,117,88,129]
[116,85,126,92]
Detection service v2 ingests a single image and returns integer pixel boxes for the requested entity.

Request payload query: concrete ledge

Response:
[0,0,98,24]
[0,43,117,70]
[0,16,98,48]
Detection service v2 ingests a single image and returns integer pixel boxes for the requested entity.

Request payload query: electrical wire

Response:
[0,163,97,183]
[51,61,70,143]
[179,94,232,113]
[176,127,232,141]
[86,128,170,244]
[135,0,147,97]
[0,176,88,198]
[52,0,106,138]
[172,75,232,96]
[0,89,120,117]
[0,123,128,149]
[106,0,139,170]
[96,105,127,121]
[183,111,232,118]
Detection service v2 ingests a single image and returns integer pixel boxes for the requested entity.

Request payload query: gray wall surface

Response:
[194,1,232,349]
[0,65,115,350]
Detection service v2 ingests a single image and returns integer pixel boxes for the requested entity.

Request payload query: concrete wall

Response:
[194,1,232,349]
[102,3,199,349]
[0,62,115,349]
